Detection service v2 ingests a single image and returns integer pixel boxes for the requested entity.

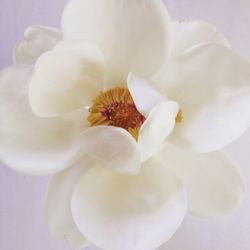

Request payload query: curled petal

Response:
[14,25,62,65]
[81,126,141,175]
[127,73,167,117]
[71,157,187,250]
[29,41,105,117]
[138,101,179,161]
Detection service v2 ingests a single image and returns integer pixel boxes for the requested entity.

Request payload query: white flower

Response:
[0,0,250,250]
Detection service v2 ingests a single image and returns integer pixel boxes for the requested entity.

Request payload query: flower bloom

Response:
[1,0,250,249]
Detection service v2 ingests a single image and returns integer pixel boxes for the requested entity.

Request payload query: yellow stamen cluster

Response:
[88,88,146,140]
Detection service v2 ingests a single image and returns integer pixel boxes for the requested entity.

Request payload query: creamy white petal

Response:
[169,20,229,59]
[156,143,246,217]
[62,0,172,86]
[127,73,167,117]
[138,101,179,161]
[154,44,250,152]
[14,25,62,65]
[81,126,141,175]
[45,157,93,249]
[29,41,104,117]
[71,157,187,250]
[0,66,86,176]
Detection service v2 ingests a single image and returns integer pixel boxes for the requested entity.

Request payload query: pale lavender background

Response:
[0,0,250,250]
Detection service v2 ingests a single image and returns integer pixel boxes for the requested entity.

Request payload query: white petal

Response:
[138,101,179,161]
[14,25,62,65]
[29,41,104,117]
[169,20,229,59]
[127,73,167,117]
[154,44,250,152]
[156,143,246,217]
[81,126,141,175]
[0,66,85,176]
[71,157,187,250]
[62,0,172,86]
[45,157,92,249]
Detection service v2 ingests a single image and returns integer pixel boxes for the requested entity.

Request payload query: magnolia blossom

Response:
[1,0,250,250]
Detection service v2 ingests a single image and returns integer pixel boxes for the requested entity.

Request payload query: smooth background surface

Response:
[0,0,250,249]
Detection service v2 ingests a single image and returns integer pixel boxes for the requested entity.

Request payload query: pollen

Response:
[88,87,146,140]
[175,110,183,123]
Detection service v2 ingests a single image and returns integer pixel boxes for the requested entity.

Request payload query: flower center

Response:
[87,87,146,140]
